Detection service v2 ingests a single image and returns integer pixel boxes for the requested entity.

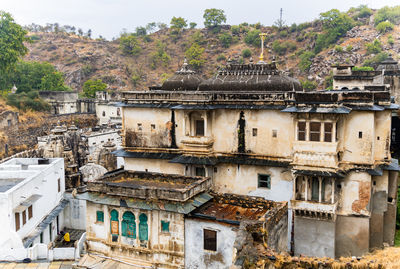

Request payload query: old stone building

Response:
[113,58,399,259]
[0,110,19,129]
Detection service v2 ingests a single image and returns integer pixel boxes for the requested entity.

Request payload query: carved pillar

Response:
[305,177,308,201]
[318,177,322,203]
[331,178,335,204]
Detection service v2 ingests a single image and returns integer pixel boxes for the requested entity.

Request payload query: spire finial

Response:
[258,33,267,63]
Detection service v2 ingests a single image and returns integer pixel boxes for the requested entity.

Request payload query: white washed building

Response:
[0,158,66,251]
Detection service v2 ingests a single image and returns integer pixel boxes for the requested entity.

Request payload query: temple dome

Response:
[198,61,302,92]
[161,59,203,91]
[376,55,400,71]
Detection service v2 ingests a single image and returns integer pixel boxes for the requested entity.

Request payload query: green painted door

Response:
[139,213,148,241]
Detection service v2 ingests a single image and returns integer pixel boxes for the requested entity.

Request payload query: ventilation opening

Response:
[38,158,50,165]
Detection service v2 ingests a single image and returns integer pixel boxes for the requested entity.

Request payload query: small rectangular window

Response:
[28,205,33,220]
[96,211,104,222]
[359,131,362,139]
[195,167,206,177]
[151,124,156,130]
[137,123,142,131]
[195,120,205,136]
[161,221,170,233]
[309,122,321,141]
[298,122,306,141]
[22,210,27,225]
[58,178,61,193]
[15,212,20,231]
[272,129,277,138]
[252,128,258,136]
[204,229,217,251]
[324,123,332,142]
[258,174,271,189]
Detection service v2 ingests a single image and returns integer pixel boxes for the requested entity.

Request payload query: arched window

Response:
[110,209,119,241]
[117,108,121,116]
[139,213,148,241]
[122,211,136,238]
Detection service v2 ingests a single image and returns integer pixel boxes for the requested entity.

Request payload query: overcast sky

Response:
[1,0,399,40]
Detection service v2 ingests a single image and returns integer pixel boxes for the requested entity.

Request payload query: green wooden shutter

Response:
[122,211,136,238]
[139,214,148,241]
[96,211,104,222]
[161,220,169,232]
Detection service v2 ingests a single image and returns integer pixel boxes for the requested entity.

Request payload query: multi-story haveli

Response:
[113,58,399,259]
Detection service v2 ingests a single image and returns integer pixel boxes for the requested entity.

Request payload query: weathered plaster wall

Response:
[335,215,369,257]
[124,108,173,148]
[63,198,86,230]
[337,171,371,216]
[210,110,293,156]
[213,164,292,202]
[294,217,335,258]
[124,158,183,174]
[340,112,374,165]
[374,111,391,161]
[185,218,237,269]
[86,202,185,268]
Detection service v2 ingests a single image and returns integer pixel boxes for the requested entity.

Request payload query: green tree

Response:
[218,32,232,48]
[189,22,197,29]
[135,26,147,36]
[203,8,226,31]
[314,9,354,54]
[170,17,187,30]
[0,11,29,76]
[119,33,142,56]
[7,90,50,111]
[374,6,400,26]
[185,43,205,69]
[149,41,171,69]
[40,71,69,91]
[82,79,107,98]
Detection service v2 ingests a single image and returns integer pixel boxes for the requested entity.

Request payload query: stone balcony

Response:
[180,136,214,152]
[291,200,338,220]
[292,141,339,168]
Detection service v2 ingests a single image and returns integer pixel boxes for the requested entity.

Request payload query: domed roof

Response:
[161,59,203,91]
[198,60,302,92]
[377,55,400,71]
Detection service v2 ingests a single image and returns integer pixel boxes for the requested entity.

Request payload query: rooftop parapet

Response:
[87,169,212,202]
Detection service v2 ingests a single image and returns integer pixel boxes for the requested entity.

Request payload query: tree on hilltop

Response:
[203,8,226,32]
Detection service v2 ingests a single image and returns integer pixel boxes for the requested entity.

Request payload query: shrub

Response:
[190,31,207,45]
[272,40,297,55]
[363,52,388,68]
[218,32,233,48]
[352,66,374,71]
[289,23,297,33]
[7,91,50,111]
[298,51,315,72]
[388,35,394,46]
[334,45,343,53]
[217,54,226,62]
[351,5,373,19]
[279,30,288,38]
[231,25,240,35]
[365,39,382,55]
[203,8,226,32]
[189,22,197,29]
[185,43,205,69]
[374,6,400,26]
[149,41,171,69]
[244,29,261,47]
[301,80,317,91]
[242,48,252,58]
[346,45,353,52]
[376,21,394,33]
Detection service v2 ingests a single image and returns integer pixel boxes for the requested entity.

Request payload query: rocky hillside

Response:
[23,7,400,91]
